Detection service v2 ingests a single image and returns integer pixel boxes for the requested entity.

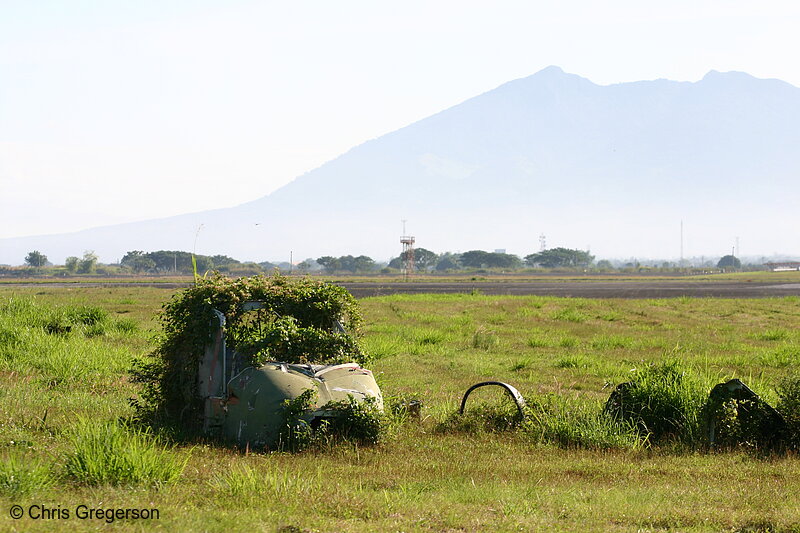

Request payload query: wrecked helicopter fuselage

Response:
[197,303,383,449]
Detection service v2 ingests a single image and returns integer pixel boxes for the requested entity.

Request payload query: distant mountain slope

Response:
[3,66,799,264]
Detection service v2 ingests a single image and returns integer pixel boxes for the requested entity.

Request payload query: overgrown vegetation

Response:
[131,274,366,430]
[273,390,388,452]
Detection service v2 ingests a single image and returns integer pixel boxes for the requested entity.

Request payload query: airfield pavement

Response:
[5,280,800,298]
[339,280,800,298]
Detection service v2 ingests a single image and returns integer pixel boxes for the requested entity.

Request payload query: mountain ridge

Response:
[3,67,799,264]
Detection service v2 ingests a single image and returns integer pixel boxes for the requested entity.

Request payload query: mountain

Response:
[3,66,800,264]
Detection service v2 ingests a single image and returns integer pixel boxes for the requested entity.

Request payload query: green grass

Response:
[63,419,187,487]
[2,286,800,531]
[0,454,54,497]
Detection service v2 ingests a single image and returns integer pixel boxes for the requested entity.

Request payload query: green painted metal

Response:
[224,362,382,448]
[198,303,383,448]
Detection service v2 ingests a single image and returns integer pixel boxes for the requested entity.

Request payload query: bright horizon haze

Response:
[2,1,800,260]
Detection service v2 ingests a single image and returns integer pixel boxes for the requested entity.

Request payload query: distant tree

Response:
[412,248,438,271]
[489,252,522,269]
[435,253,460,271]
[299,258,321,272]
[121,250,156,273]
[194,255,214,274]
[139,250,212,274]
[148,250,179,272]
[717,255,741,269]
[65,256,79,274]
[221,262,264,276]
[389,248,439,271]
[316,256,340,273]
[297,260,310,273]
[78,251,98,274]
[210,255,240,268]
[525,248,594,268]
[259,261,278,272]
[353,255,376,273]
[461,250,521,269]
[596,259,614,270]
[460,250,492,268]
[121,250,143,265]
[25,250,47,267]
[338,255,357,272]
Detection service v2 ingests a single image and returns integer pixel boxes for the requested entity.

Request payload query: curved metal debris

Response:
[459,381,527,417]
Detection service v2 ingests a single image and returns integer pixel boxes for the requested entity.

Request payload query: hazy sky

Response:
[2,0,799,239]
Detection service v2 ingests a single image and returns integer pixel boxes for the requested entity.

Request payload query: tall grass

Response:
[525,395,644,450]
[0,297,133,386]
[436,402,525,434]
[0,453,54,496]
[63,419,187,487]
[605,360,706,444]
[436,393,643,450]
[777,375,800,449]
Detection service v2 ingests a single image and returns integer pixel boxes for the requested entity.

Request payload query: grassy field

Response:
[1,284,800,532]
[3,269,800,285]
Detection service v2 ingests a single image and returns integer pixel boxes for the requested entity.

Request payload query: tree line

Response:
[16,247,749,275]
[17,250,272,276]
[313,247,595,273]
[18,247,595,274]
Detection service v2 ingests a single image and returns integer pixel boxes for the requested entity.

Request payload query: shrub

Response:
[275,389,317,452]
[318,395,387,446]
[276,391,387,452]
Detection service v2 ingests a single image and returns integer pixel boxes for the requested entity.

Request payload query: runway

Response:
[338,281,800,299]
